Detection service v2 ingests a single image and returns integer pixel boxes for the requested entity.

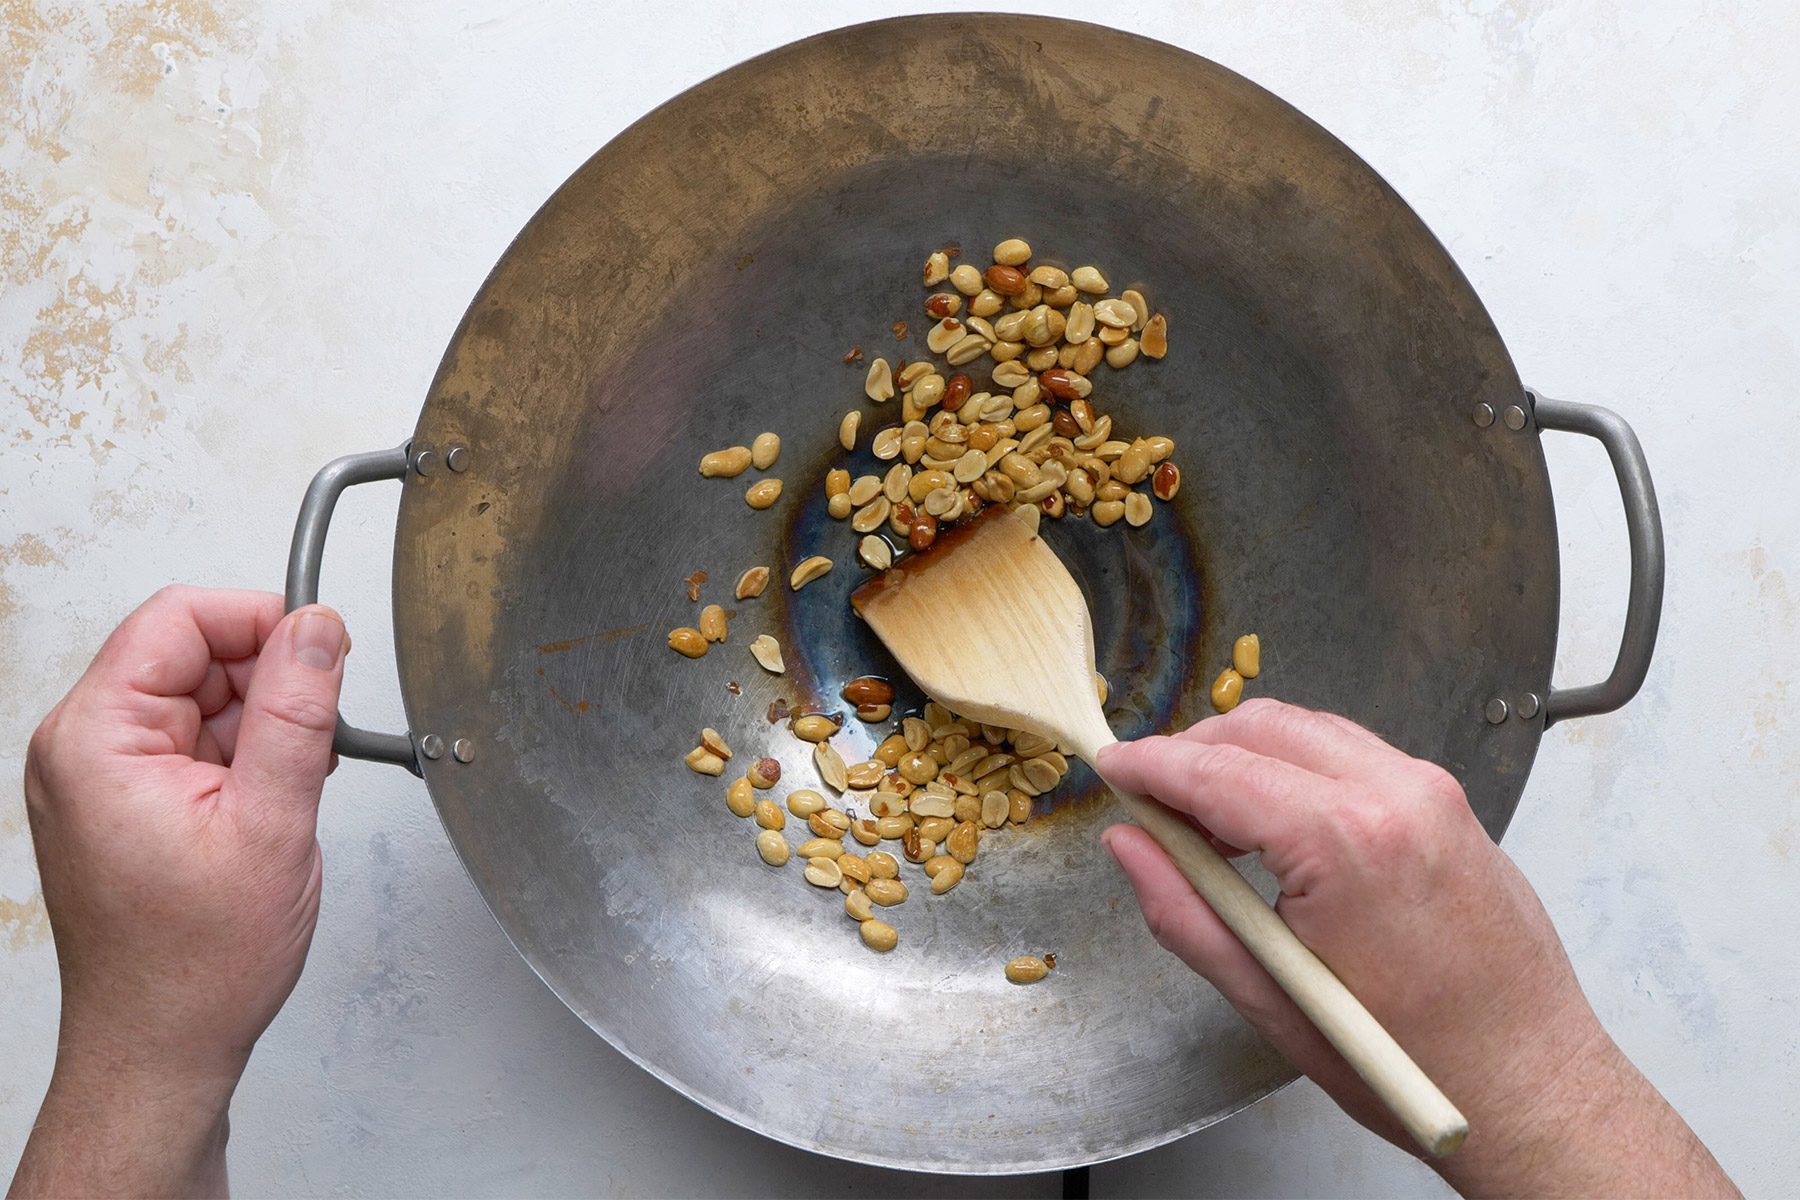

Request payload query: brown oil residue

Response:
[536,622,650,654]
[536,667,591,716]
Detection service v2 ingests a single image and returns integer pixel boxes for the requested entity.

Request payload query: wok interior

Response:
[395,15,1556,1172]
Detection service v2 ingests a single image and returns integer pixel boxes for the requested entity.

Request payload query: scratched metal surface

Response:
[385,15,1556,1172]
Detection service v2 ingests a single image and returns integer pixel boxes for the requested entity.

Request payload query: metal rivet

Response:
[446,445,470,472]
[1517,692,1541,720]
[1472,402,1495,428]
[419,733,444,760]
[1502,405,1527,431]
[1484,698,1510,725]
[452,737,476,763]
[413,448,440,476]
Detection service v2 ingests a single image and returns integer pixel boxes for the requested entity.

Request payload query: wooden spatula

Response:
[852,507,1469,1158]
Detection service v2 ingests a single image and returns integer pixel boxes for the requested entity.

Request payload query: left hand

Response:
[11,587,347,1199]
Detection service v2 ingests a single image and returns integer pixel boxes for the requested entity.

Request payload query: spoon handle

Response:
[1075,731,1469,1158]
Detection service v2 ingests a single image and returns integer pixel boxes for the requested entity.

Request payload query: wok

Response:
[284,15,1663,1173]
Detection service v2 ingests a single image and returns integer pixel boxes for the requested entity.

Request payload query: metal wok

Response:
[284,15,1663,1174]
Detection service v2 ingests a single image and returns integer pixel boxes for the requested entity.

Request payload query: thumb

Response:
[228,605,346,826]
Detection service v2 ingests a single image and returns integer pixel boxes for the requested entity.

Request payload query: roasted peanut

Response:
[734,566,770,600]
[668,627,707,658]
[858,534,893,570]
[1124,491,1152,527]
[866,878,909,907]
[745,478,783,509]
[791,713,840,743]
[846,759,887,789]
[787,789,827,817]
[842,676,896,707]
[1140,313,1168,359]
[699,446,753,477]
[946,820,980,864]
[799,836,844,860]
[860,918,898,951]
[866,357,896,401]
[698,604,728,643]
[1233,634,1261,679]
[846,888,875,921]
[755,829,790,866]
[925,291,963,318]
[748,756,781,788]
[684,746,725,775]
[993,237,1032,265]
[810,808,851,837]
[804,856,843,888]
[1211,667,1245,713]
[985,264,1027,296]
[1008,789,1032,824]
[1005,955,1049,983]
[813,741,849,791]
[789,555,832,590]
[923,250,950,286]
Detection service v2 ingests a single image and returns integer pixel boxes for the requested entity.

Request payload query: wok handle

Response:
[286,443,421,775]
[1071,725,1469,1159]
[1528,391,1666,726]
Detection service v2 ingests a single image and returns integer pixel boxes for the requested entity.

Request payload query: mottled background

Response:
[2,1,1795,1195]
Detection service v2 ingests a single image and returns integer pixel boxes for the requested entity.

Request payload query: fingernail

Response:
[293,609,345,671]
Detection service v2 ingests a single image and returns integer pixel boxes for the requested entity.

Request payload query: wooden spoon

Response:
[852,507,1468,1158]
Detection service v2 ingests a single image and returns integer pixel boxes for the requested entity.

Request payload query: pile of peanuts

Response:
[708,678,1072,966]
[663,238,1244,973]
[837,237,1179,560]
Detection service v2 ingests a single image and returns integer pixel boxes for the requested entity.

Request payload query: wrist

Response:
[1433,1015,1634,1197]
[14,1040,239,1198]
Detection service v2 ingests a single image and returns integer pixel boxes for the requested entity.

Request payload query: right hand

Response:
[1097,698,1733,1197]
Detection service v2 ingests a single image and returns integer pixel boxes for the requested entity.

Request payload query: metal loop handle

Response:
[1528,390,1665,726]
[285,443,421,774]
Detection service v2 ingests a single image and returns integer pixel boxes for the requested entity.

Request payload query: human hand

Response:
[1097,699,1733,1198]
[11,587,347,1199]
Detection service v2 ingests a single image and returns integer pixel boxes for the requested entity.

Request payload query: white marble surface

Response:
[3,1,1796,1194]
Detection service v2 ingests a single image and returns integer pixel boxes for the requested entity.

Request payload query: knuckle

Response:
[145,583,194,611]
[1334,795,1419,863]
[260,688,340,737]
[1139,894,1186,950]
[1410,761,1467,809]
[1229,695,1286,726]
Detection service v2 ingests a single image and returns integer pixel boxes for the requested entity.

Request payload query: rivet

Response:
[1472,402,1495,428]
[1484,697,1510,725]
[1517,692,1542,720]
[413,447,440,476]
[452,737,476,763]
[1502,405,1527,431]
[446,445,470,472]
[419,733,445,760]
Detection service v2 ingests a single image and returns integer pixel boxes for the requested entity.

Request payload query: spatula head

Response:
[851,508,1108,754]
